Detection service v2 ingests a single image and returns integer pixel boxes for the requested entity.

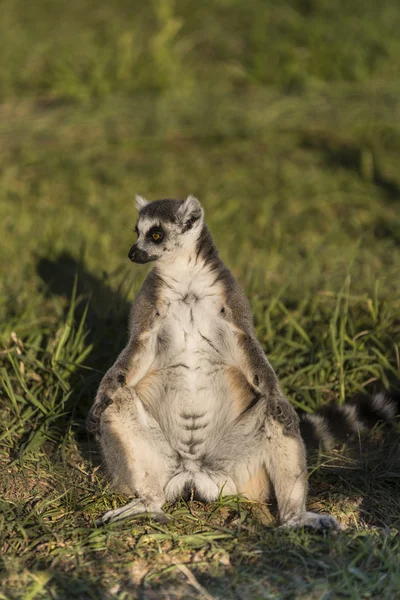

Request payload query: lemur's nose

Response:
[128,245,152,264]
[128,244,138,261]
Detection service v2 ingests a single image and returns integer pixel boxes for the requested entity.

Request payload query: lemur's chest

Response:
[157,273,226,362]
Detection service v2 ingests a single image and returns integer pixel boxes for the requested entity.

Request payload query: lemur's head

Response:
[129,195,204,264]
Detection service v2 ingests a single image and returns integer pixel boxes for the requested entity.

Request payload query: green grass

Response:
[1,0,400,597]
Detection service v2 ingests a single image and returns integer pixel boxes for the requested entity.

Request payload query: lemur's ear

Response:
[177,195,203,231]
[135,195,149,211]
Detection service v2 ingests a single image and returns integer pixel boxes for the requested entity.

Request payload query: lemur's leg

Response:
[233,413,339,529]
[263,419,340,529]
[230,332,340,529]
[234,461,271,503]
[97,386,175,524]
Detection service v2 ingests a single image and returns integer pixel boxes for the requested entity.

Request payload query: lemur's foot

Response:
[281,511,342,531]
[98,499,169,525]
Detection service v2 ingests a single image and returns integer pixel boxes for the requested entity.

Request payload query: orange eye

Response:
[152,232,161,241]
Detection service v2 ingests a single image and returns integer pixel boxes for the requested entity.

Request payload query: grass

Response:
[1,0,400,597]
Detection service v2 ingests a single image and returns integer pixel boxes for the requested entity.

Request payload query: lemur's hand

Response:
[86,395,113,435]
[86,369,127,435]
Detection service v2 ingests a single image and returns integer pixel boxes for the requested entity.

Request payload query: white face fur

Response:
[128,195,205,266]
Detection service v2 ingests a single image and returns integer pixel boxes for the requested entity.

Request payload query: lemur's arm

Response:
[87,271,162,435]
[220,268,300,436]
[235,331,300,435]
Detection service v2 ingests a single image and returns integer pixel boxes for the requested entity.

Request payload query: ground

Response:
[1,0,400,598]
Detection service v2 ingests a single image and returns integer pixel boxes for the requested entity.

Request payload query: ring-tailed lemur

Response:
[87,196,397,529]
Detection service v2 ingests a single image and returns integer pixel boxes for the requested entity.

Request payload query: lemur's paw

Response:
[86,395,113,434]
[281,511,342,531]
[98,499,169,525]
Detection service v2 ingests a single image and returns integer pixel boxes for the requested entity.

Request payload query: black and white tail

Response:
[299,391,400,451]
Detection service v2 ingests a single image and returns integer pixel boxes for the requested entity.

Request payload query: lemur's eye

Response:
[148,226,164,243]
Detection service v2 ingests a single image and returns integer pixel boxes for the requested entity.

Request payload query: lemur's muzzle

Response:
[128,244,155,264]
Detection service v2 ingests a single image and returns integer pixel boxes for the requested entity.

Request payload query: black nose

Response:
[128,245,153,264]
[128,244,138,262]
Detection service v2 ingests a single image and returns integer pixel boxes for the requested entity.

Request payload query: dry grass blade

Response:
[175,564,217,600]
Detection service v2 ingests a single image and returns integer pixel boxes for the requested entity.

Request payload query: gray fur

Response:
[141,198,183,223]
[87,196,339,530]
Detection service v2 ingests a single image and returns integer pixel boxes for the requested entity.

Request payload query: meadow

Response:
[1,0,400,597]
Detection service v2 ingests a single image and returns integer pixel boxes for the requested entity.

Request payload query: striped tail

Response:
[299,391,400,452]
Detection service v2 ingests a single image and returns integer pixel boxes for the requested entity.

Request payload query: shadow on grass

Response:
[37,251,131,338]
[36,251,133,464]
[308,429,400,530]
[301,130,400,201]
[38,572,114,600]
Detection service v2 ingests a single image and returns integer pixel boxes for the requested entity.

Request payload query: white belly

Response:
[134,290,237,455]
